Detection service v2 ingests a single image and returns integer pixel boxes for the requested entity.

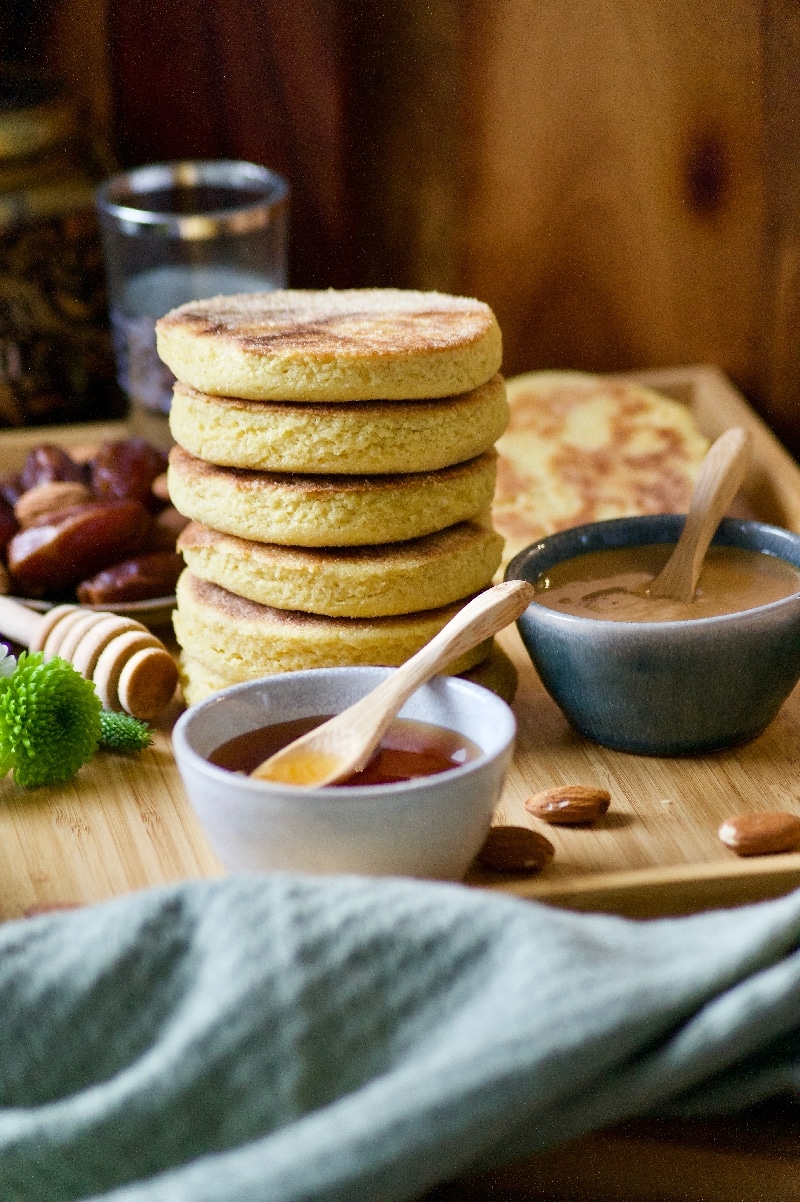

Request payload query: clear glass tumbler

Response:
[95,159,289,442]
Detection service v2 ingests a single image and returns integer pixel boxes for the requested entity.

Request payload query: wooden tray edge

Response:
[483,851,800,919]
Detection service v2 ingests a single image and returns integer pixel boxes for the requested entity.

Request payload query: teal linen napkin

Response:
[1,875,800,1201]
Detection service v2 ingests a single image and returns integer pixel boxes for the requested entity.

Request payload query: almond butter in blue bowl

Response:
[506,514,800,756]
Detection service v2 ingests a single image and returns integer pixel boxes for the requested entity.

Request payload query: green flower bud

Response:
[0,653,101,787]
[99,710,153,754]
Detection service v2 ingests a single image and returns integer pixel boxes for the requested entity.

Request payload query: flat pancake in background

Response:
[178,640,514,708]
[177,519,504,617]
[493,371,709,565]
[169,376,508,474]
[173,571,492,684]
[156,289,502,402]
[168,445,498,547]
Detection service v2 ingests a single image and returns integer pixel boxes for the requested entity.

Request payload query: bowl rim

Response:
[505,514,800,629]
[172,666,517,803]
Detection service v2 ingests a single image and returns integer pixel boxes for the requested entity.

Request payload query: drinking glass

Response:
[96,160,289,443]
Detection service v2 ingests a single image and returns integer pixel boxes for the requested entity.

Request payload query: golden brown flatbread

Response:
[173,570,491,688]
[167,445,498,547]
[492,371,709,565]
[168,374,508,474]
[177,518,503,617]
[156,288,502,401]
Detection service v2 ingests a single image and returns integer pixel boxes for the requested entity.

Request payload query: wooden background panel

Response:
[346,0,462,294]
[758,1,800,450]
[459,0,765,389]
[17,0,800,453]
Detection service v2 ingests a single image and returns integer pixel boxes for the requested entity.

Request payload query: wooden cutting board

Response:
[3,365,800,921]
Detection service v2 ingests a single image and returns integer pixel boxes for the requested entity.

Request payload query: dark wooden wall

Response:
[14,0,800,453]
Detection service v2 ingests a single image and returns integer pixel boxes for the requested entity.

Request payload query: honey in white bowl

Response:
[209,715,480,786]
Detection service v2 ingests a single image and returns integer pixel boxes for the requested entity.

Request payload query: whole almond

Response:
[718,812,800,857]
[476,825,555,873]
[14,480,94,527]
[525,784,611,825]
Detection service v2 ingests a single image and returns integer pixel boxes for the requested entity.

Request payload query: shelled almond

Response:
[525,784,611,825]
[14,480,94,526]
[718,812,800,857]
[476,825,555,872]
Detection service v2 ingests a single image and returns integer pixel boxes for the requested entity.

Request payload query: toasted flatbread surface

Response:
[178,640,516,707]
[177,518,503,617]
[168,445,497,547]
[173,571,491,687]
[168,374,508,474]
[493,371,709,565]
[156,288,502,401]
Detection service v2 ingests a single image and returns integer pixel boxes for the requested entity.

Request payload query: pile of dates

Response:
[0,437,186,605]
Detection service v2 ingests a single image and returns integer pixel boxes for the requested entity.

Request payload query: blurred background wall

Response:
[4,0,800,452]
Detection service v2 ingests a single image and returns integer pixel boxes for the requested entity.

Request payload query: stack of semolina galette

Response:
[156,288,517,704]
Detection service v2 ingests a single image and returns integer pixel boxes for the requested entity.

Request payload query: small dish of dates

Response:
[0,436,188,625]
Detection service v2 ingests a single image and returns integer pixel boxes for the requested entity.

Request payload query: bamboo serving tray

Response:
[468,364,800,916]
[3,366,800,921]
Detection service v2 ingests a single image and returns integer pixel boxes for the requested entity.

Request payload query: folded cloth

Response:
[1,876,800,1202]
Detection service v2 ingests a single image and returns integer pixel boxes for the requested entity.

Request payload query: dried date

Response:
[77,551,183,605]
[7,499,153,596]
[20,444,87,491]
[2,436,183,604]
[90,437,169,513]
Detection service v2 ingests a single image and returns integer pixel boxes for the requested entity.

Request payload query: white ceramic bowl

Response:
[172,666,517,880]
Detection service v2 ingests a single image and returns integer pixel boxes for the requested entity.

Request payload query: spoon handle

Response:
[345,579,535,729]
[251,579,534,783]
[649,426,751,603]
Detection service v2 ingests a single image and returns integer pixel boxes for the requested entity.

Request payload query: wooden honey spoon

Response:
[648,425,752,604]
[0,596,178,720]
[250,579,535,787]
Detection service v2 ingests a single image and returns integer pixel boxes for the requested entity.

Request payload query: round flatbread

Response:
[493,371,710,565]
[177,519,504,617]
[168,374,508,474]
[173,571,492,687]
[156,288,502,401]
[178,639,513,707]
[167,445,497,547]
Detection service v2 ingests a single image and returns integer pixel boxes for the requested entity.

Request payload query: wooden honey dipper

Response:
[0,595,178,721]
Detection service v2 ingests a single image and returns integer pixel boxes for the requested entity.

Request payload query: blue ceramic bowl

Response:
[505,515,800,756]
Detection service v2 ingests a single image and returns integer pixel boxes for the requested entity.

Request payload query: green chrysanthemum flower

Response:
[0,653,102,787]
[99,710,153,754]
